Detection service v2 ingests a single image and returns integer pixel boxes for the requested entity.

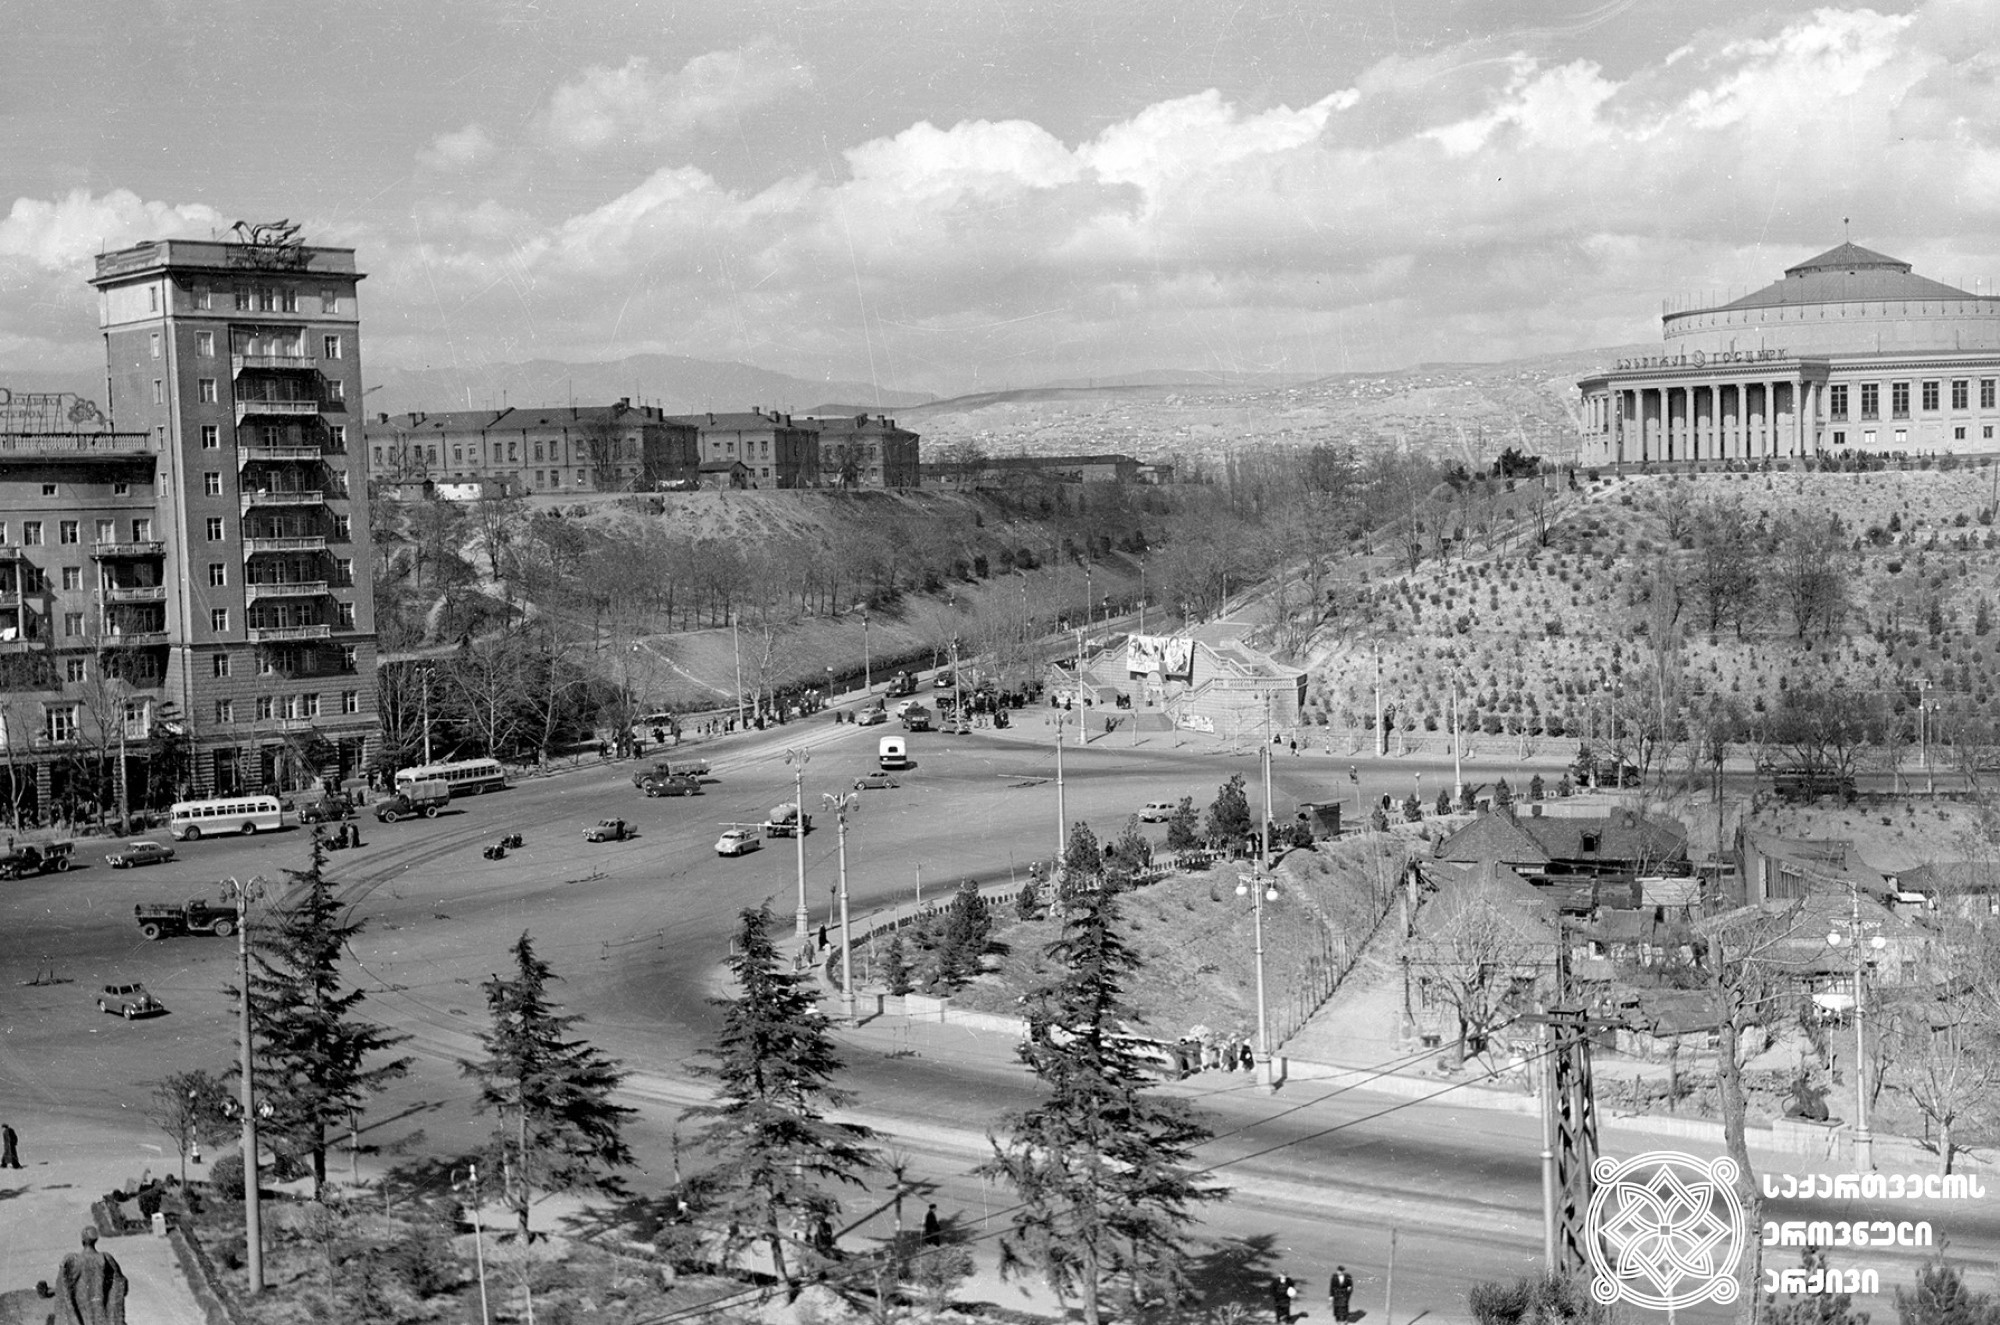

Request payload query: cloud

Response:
[538,41,813,152]
[417,123,497,171]
[0,189,222,271]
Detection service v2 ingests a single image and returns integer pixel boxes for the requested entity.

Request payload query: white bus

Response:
[168,795,285,841]
[395,758,508,797]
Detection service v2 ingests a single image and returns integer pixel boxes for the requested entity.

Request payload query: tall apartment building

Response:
[669,408,821,488]
[803,413,921,488]
[366,401,699,494]
[84,232,379,798]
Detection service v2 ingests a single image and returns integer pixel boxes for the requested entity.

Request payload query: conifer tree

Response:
[234,834,411,1197]
[934,882,992,987]
[1205,774,1253,848]
[1163,796,1200,851]
[461,931,635,1232]
[1016,881,1040,921]
[980,888,1224,1325]
[883,933,913,994]
[686,904,876,1299]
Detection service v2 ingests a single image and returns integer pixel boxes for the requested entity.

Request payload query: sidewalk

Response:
[0,1115,208,1325]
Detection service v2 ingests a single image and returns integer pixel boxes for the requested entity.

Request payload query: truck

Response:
[373,779,449,823]
[632,759,711,792]
[879,735,911,770]
[134,897,238,940]
[901,703,934,732]
[0,841,73,879]
[886,670,918,697]
[762,802,814,837]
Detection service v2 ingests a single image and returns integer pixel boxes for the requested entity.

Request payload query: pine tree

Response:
[1895,1261,2000,1325]
[1061,821,1103,901]
[1016,882,1040,922]
[234,834,411,1196]
[685,904,876,1300]
[883,933,913,994]
[1435,788,1452,816]
[1493,777,1514,809]
[1105,815,1154,891]
[461,931,636,1232]
[1163,797,1200,851]
[934,883,993,989]
[1205,774,1253,848]
[980,888,1225,1325]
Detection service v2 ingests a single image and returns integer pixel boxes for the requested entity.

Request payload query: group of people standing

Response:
[1273,1267,1358,1324]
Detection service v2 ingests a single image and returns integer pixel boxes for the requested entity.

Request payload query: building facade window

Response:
[201,425,219,449]
[44,704,77,744]
[340,644,358,671]
[325,378,344,401]
[198,379,217,403]
[1828,384,1848,420]
[63,612,82,637]
[332,514,350,540]
[323,335,342,359]
[216,700,234,724]
[206,517,224,541]
[303,694,320,718]
[1861,383,1880,419]
[321,289,338,313]
[203,472,221,497]
[334,557,354,586]
[1985,379,1997,410]
[328,424,346,452]
[132,518,151,541]
[1953,379,1969,410]
[341,690,359,714]
[213,654,231,678]
[58,521,77,545]
[1955,426,1967,440]
[94,520,113,543]
[152,380,164,405]
[1895,427,1909,446]
[61,567,80,590]
[210,608,229,631]
[209,563,227,587]
[195,286,212,310]
[196,331,214,357]
[23,522,41,546]
[256,696,274,721]
[65,658,85,683]
[338,602,356,628]
[149,332,160,359]
[1922,381,1941,411]
[1892,382,1911,418]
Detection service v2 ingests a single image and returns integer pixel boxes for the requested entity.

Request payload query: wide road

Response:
[4,715,1990,1319]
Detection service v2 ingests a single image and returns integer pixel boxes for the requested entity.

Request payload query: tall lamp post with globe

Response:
[1828,896,1888,1171]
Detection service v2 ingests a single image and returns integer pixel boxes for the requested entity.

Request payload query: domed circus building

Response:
[1578,242,2000,466]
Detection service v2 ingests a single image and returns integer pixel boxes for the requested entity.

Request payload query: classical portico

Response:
[1581,356,1831,464]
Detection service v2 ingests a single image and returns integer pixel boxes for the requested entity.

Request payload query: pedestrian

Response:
[1290,737,1298,756]
[0,1121,19,1168]
[1239,1042,1255,1073]
[818,924,829,950]
[56,1226,127,1325]
[1272,1273,1298,1325]
[813,1214,835,1256]
[922,1203,942,1247]
[1222,1039,1239,1072]
[1330,1266,1354,1323]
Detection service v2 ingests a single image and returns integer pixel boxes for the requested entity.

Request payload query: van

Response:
[878,735,910,770]
[1138,801,1179,823]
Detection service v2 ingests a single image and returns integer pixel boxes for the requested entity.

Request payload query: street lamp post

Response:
[1236,752,1279,1093]
[822,791,859,1022]
[223,875,267,1292]
[1137,557,1146,634]
[858,605,871,695]
[786,748,810,939]
[455,1164,492,1325]
[1828,895,1888,1171]
[1053,711,1068,859]
[731,611,744,730]
[1451,686,1464,805]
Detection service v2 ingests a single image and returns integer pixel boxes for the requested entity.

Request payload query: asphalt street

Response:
[3,709,1992,1320]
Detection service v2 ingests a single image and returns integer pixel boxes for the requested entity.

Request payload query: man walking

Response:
[1329,1265,1354,1323]
[1,1121,20,1168]
[56,1226,127,1325]
[1271,1273,1298,1325]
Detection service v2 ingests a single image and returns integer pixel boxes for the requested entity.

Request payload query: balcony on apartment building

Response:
[238,442,324,465]
[248,623,333,643]
[240,487,325,513]
[231,352,318,377]
[246,580,330,603]
[90,540,165,560]
[244,535,327,554]
[98,584,168,605]
[0,431,154,461]
[235,395,320,424]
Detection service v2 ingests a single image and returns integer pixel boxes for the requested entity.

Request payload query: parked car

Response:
[583,818,637,843]
[134,899,237,940]
[96,982,162,1018]
[106,840,175,869]
[854,772,900,791]
[295,792,355,824]
[643,775,704,798]
[933,672,956,690]
[1138,801,1180,823]
[714,827,762,857]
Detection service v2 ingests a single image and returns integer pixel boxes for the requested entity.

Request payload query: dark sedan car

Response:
[853,772,900,791]
[106,840,176,869]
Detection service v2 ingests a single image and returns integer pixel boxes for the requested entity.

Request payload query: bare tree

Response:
[1416,885,1550,1064]
[1771,510,1850,642]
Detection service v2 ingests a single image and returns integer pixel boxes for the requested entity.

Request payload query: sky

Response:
[3,0,1998,401]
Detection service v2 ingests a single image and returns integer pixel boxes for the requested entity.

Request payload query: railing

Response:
[234,400,319,423]
[239,444,322,464]
[246,581,328,602]
[98,585,168,604]
[0,637,40,654]
[240,489,324,510]
[231,353,316,375]
[244,536,325,554]
[91,541,165,559]
[0,434,154,459]
[100,630,169,647]
[248,624,331,642]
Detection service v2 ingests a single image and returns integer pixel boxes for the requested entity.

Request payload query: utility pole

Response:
[1452,686,1464,804]
[731,610,744,729]
[1828,889,1885,1171]
[1373,645,1385,756]
[786,748,810,939]
[822,791,859,1023]
[859,604,871,695]
[1054,713,1067,858]
[225,876,266,1292]
[1074,625,1086,748]
[422,665,434,765]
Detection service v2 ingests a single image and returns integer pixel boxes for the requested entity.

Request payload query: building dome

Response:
[1663,242,2000,356]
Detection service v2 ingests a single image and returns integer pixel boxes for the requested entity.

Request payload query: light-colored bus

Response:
[168,795,285,841]
[394,758,508,797]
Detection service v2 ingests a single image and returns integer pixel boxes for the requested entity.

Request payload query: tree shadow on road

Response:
[1191,1232,1284,1314]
